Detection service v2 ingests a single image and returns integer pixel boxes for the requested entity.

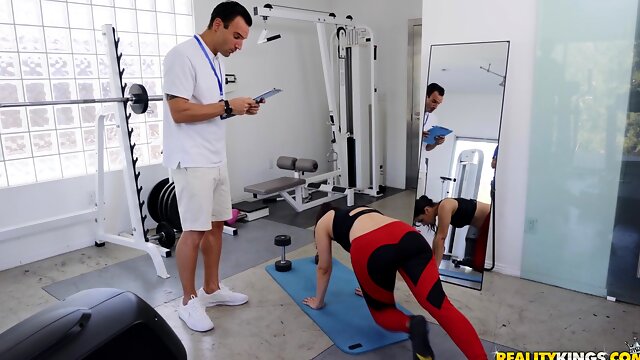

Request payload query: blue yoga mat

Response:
[266,256,410,354]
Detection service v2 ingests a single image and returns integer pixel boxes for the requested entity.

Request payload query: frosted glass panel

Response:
[42,1,69,28]
[45,28,72,53]
[0,0,13,24]
[115,0,135,8]
[156,13,176,35]
[5,158,36,185]
[174,0,192,15]
[24,81,51,102]
[115,8,138,32]
[0,163,7,187]
[175,14,193,36]
[0,0,192,187]
[138,33,159,55]
[156,0,174,13]
[93,6,115,31]
[0,53,20,78]
[0,25,17,51]
[137,10,158,33]
[34,155,62,181]
[16,26,46,52]
[61,152,86,178]
[137,0,155,11]
[71,30,97,54]
[13,0,42,26]
[522,0,639,295]
[68,3,94,29]
[21,53,49,78]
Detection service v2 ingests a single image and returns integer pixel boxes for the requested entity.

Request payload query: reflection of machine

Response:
[480,62,506,87]
[435,149,486,289]
[445,149,484,258]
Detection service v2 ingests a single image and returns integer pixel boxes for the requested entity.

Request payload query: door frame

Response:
[405,18,422,189]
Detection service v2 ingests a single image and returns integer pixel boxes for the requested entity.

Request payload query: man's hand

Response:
[302,296,325,309]
[434,136,445,145]
[246,98,265,115]
[228,97,256,115]
[422,130,430,139]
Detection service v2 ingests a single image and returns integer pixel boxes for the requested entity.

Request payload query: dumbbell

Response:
[274,234,292,272]
[149,221,179,249]
[225,209,247,226]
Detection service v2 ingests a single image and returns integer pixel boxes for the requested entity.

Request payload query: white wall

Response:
[328,0,422,189]
[422,0,537,276]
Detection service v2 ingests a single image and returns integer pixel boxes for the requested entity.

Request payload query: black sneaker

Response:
[409,315,435,360]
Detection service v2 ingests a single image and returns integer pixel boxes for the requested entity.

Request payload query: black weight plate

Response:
[147,178,169,223]
[157,182,173,222]
[129,83,149,114]
[274,234,291,247]
[163,183,175,227]
[275,260,292,272]
[167,186,182,231]
[156,221,176,249]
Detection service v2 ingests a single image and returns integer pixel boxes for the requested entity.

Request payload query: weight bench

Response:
[245,156,354,212]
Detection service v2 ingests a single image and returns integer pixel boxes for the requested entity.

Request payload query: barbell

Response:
[0,83,161,115]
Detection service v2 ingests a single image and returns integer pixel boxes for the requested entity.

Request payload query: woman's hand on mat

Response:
[354,287,363,297]
[303,296,325,309]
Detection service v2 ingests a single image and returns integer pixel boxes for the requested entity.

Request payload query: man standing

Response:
[422,83,446,151]
[162,1,259,332]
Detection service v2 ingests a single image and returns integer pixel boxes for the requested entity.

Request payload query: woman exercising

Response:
[303,204,487,360]
[413,196,491,272]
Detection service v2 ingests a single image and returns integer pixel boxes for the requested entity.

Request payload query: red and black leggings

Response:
[350,221,487,360]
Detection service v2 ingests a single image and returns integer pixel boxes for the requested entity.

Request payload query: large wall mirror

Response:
[414,41,509,290]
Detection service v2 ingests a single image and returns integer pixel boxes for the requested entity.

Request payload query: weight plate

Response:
[147,178,169,223]
[167,186,182,231]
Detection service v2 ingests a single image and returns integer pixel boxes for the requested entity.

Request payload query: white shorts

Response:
[170,166,232,231]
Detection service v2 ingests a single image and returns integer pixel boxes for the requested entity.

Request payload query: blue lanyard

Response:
[423,112,430,128]
[193,35,223,97]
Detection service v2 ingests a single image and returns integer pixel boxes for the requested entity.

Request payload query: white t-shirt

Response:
[162,35,227,169]
[422,111,439,132]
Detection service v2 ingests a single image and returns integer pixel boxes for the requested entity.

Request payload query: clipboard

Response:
[423,125,453,144]
[221,88,283,120]
[254,88,282,102]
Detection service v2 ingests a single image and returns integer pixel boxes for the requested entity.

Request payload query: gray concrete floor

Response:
[0,191,638,359]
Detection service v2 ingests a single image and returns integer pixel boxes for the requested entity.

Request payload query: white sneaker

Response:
[177,295,214,332]
[198,283,249,307]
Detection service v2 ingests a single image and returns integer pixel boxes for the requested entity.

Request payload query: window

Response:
[0,0,194,187]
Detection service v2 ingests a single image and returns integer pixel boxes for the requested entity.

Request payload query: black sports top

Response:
[331,207,382,253]
[449,198,477,228]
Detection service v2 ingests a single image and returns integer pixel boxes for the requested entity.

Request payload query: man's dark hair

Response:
[426,83,445,97]
[208,1,252,29]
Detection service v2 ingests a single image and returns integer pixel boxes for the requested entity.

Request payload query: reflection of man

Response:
[422,83,446,151]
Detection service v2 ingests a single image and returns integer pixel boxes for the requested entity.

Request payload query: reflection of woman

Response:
[305,204,488,360]
[414,196,491,271]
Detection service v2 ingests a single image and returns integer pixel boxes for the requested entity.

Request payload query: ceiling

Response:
[427,42,510,95]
